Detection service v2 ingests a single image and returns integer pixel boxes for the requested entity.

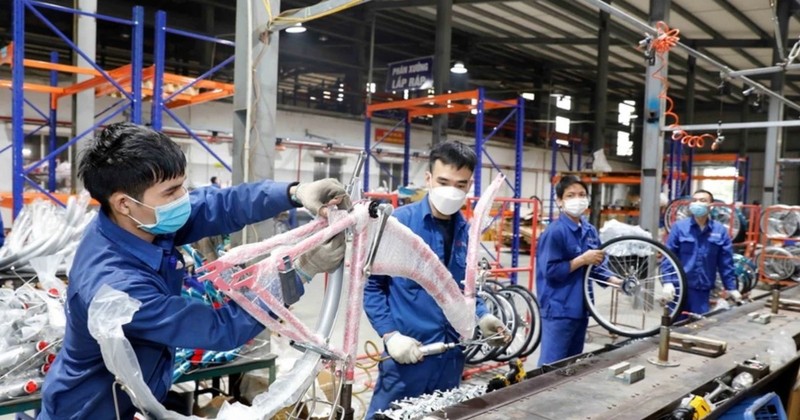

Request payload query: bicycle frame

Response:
[89,173,506,419]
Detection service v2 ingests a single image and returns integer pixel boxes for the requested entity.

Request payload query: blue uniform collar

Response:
[690,216,715,233]
[96,211,167,271]
[420,194,467,227]
[558,214,586,232]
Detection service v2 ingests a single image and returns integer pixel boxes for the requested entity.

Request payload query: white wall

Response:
[0,88,637,227]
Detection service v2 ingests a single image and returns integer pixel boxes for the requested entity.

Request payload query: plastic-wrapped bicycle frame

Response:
[88,173,507,419]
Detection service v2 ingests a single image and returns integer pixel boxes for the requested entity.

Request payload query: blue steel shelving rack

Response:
[9,0,144,217]
[150,10,235,172]
[363,88,526,283]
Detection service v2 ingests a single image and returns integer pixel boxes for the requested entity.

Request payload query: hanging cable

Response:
[645,22,715,149]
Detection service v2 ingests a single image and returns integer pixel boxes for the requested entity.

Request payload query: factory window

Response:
[555,116,570,134]
[556,95,572,110]
[616,131,633,157]
[618,100,636,126]
[313,156,343,182]
[379,162,404,190]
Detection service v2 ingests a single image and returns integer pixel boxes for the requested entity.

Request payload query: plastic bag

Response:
[765,329,797,368]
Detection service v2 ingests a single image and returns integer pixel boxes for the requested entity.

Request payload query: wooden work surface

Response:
[433,287,800,420]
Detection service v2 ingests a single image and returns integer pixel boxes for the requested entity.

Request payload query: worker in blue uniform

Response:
[39,122,348,419]
[364,141,508,419]
[536,175,619,367]
[662,189,741,317]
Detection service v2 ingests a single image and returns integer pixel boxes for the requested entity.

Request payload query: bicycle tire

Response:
[584,236,687,338]
[505,285,542,358]
[492,286,536,362]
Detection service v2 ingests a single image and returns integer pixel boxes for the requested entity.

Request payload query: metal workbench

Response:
[433,287,800,419]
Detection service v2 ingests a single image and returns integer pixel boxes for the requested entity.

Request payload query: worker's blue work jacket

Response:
[536,215,607,320]
[363,197,488,346]
[40,181,295,419]
[664,217,736,291]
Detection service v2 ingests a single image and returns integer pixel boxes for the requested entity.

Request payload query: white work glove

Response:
[662,283,676,301]
[729,289,743,302]
[294,178,351,216]
[478,314,509,347]
[295,233,346,281]
[385,332,423,364]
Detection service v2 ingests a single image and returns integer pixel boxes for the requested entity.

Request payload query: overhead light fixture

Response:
[450,61,468,74]
[521,92,535,101]
[286,23,307,34]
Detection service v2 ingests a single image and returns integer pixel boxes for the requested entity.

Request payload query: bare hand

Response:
[581,250,605,266]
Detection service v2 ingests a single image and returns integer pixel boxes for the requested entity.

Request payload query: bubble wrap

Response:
[465,174,506,301]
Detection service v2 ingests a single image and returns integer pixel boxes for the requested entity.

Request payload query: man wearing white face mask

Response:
[364,141,507,418]
[663,190,740,318]
[40,123,349,419]
[536,175,618,366]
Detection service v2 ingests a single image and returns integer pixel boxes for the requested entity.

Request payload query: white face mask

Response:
[429,186,467,216]
[562,197,589,217]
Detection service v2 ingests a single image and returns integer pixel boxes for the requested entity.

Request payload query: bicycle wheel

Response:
[584,236,687,338]
[492,286,536,362]
[505,285,542,358]
[664,198,690,233]
[760,205,800,238]
[759,246,795,280]
[464,289,508,364]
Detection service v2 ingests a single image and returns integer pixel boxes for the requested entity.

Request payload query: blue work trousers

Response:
[538,316,589,367]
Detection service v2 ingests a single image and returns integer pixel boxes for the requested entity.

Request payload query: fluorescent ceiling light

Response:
[521,92,535,101]
[450,61,468,74]
[286,23,307,34]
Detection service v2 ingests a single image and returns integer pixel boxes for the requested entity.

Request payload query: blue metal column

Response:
[666,138,674,201]
[403,114,411,187]
[130,6,144,124]
[511,97,525,284]
[549,135,557,221]
[48,51,59,192]
[12,0,26,218]
[363,116,371,191]
[474,88,485,193]
[151,11,167,130]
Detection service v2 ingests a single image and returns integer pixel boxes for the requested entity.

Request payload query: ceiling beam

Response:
[369,0,507,10]
[471,37,770,48]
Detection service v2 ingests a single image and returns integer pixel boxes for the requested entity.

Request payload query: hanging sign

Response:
[385,56,434,91]
[375,128,406,145]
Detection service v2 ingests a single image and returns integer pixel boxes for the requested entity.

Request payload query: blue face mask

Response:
[689,202,709,218]
[127,189,191,235]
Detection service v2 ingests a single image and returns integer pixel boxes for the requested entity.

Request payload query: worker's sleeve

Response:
[587,228,610,283]
[474,292,489,319]
[717,230,737,291]
[121,277,265,351]
[175,180,295,246]
[363,274,397,338]
[541,228,572,282]
[588,259,611,283]
[661,228,681,287]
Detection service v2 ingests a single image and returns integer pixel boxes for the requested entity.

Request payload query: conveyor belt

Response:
[432,286,800,419]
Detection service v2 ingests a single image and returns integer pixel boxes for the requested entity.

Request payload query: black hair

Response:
[78,122,186,214]
[210,176,218,184]
[429,141,477,172]
[555,175,588,199]
[693,189,715,202]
